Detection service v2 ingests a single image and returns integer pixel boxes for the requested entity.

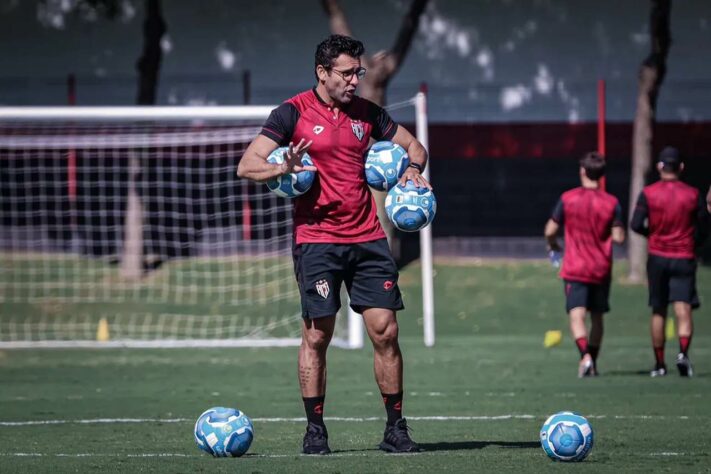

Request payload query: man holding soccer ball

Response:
[544,152,625,377]
[237,34,430,454]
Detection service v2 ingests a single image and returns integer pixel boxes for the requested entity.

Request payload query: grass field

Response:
[1,260,710,473]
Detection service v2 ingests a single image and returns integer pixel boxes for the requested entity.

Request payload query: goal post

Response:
[0,94,434,349]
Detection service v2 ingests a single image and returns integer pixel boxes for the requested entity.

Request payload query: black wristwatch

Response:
[408,162,424,172]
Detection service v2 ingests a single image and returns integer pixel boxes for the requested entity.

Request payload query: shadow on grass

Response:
[604,370,654,376]
[419,440,540,451]
[280,441,541,455]
[604,369,707,378]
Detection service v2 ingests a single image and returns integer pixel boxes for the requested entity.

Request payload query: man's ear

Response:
[656,161,664,173]
[316,65,327,83]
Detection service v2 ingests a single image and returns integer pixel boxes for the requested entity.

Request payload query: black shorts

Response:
[563,279,610,313]
[292,238,404,319]
[647,254,700,310]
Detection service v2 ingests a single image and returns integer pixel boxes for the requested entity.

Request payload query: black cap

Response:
[658,146,681,169]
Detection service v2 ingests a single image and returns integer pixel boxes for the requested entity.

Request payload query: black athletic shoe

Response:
[379,418,420,453]
[650,365,667,377]
[302,422,331,455]
[676,353,694,377]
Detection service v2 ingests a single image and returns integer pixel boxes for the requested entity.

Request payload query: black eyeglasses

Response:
[328,66,366,82]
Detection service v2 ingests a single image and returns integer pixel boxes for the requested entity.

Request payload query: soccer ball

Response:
[540,411,594,462]
[364,141,410,191]
[265,146,316,198]
[385,180,437,232]
[194,407,254,457]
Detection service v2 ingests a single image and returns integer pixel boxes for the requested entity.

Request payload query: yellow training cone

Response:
[96,317,110,342]
[544,330,563,348]
[665,317,675,340]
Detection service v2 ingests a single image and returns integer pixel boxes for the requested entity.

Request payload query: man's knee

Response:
[303,331,330,352]
[371,319,399,349]
[302,317,335,352]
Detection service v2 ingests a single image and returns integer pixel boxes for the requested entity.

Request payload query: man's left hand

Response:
[399,166,432,190]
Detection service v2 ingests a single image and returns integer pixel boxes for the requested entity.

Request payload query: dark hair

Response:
[579,152,606,180]
[659,146,682,172]
[314,35,365,80]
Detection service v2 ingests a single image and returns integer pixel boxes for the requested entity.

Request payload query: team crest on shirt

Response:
[351,120,364,141]
[315,279,330,299]
[313,125,324,135]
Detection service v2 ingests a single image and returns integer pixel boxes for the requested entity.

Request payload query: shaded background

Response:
[0,0,709,257]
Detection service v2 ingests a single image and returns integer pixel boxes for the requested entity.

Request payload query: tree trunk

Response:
[627,0,671,283]
[121,0,166,279]
[321,0,429,258]
[120,154,144,279]
[136,0,166,105]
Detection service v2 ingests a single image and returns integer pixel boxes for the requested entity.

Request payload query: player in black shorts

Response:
[238,35,430,454]
[544,153,625,377]
[631,147,709,377]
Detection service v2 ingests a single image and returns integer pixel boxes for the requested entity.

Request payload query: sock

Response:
[575,337,589,358]
[303,396,325,427]
[654,346,665,368]
[588,345,600,363]
[679,336,692,356]
[381,391,403,426]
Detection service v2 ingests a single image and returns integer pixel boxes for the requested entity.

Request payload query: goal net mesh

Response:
[0,115,320,347]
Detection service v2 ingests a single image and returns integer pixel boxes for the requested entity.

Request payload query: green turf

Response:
[0,261,709,473]
[0,253,304,339]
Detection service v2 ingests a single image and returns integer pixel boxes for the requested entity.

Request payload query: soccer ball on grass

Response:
[194,407,254,457]
[540,411,593,462]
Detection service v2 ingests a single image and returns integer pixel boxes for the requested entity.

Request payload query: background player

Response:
[544,152,625,377]
[630,147,709,377]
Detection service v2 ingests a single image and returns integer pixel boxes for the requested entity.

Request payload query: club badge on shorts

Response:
[351,120,364,141]
[315,279,330,299]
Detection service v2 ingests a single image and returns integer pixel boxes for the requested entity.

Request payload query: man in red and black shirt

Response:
[237,35,429,454]
[631,147,709,377]
[544,152,625,377]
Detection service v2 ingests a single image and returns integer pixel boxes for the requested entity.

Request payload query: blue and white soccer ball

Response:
[194,407,254,457]
[385,180,437,232]
[364,141,410,191]
[265,146,316,198]
[540,411,594,462]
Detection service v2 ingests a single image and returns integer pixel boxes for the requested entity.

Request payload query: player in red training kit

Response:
[237,35,430,454]
[631,147,709,377]
[544,152,625,377]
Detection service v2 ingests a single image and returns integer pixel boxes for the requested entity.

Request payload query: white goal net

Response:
[0,97,434,349]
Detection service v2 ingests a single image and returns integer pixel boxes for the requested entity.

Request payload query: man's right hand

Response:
[279,139,316,175]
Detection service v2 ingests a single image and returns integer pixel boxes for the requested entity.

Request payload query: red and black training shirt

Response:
[631,180,706,259]
[260,88,397,245]
[551,187,623,284]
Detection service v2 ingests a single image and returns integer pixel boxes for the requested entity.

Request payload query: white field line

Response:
[0,451,699,459]
[1,452,420,458]
[0,414,692,427]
